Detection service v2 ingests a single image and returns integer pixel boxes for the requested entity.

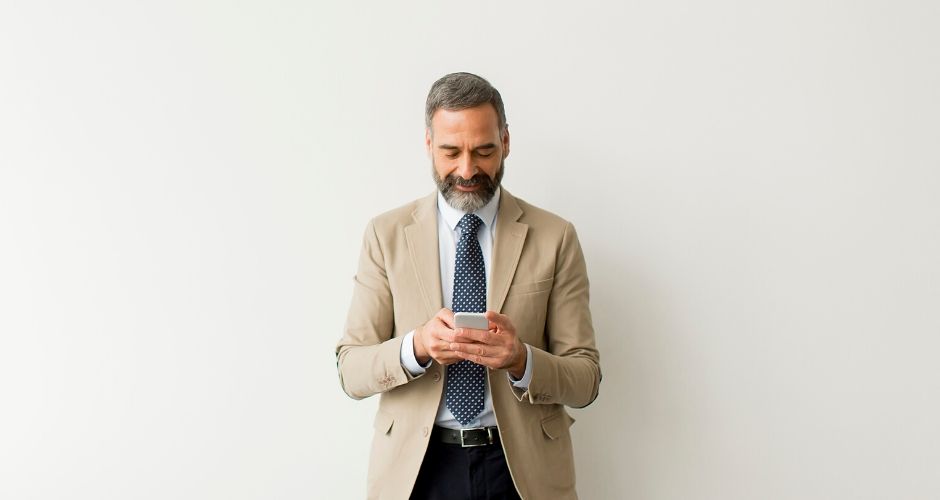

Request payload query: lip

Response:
[455,184,480,192]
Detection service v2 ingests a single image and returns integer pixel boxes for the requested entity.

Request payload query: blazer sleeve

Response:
[510,222,601,408]
[335,219,416,399]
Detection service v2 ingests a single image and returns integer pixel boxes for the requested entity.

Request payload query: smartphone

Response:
[454,312,489,330]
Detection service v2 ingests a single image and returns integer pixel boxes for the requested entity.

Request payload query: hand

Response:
[414,309,464,366]
[445,311,527,378]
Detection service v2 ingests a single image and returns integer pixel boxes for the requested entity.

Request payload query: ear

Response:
[501,125,510,158]
[425,128,433,157]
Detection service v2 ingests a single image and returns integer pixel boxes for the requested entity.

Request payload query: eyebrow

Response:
[437,143,497,151]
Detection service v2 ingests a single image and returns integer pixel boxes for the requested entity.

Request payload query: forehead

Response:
[429,104,501,141]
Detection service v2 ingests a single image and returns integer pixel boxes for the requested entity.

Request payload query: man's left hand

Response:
[444,311,527,379]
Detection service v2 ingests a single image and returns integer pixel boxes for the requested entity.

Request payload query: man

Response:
[336,72,601,500]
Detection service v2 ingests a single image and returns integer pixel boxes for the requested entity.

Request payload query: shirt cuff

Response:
[400,330,431,376]
[508,344,534,389]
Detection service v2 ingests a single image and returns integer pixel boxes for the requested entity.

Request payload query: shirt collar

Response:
[437,186,501,232]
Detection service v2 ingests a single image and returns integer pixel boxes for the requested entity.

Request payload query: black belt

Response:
[432,425,500,447]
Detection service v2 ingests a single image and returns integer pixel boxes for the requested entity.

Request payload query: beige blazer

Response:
[336,189,601,500]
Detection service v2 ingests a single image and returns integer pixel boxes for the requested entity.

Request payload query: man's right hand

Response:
[414,308,464,366]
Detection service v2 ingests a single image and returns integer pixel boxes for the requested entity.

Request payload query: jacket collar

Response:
[405,188,528,317]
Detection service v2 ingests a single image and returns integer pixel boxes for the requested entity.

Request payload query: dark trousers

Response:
[410,431,521,500]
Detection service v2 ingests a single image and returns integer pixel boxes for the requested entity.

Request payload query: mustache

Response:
[431,160,504,213]
[443,173,492,188]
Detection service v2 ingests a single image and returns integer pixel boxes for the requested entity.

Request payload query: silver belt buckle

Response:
[460,427,494,447]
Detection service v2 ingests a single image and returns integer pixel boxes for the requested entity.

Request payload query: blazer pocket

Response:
[507,277,554,296]
[373,409,394,435]
[540,410,576,440]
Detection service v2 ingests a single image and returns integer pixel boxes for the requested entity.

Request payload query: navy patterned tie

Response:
[445,213,487,426]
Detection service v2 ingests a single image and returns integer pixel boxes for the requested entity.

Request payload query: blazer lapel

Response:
[404,191,444,318]
[489,189,528,313]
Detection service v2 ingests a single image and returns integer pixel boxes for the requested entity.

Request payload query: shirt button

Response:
[422,426,429,437]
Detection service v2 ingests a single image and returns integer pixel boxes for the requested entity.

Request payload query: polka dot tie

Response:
[445,213,487,426]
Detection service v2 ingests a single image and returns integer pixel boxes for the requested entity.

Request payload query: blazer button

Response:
[422,426,429,437]
[432,372,441,382]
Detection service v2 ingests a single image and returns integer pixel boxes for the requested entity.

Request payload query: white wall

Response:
[1,1,938,499]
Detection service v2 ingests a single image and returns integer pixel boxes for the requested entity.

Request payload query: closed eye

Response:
[475,146,496,157]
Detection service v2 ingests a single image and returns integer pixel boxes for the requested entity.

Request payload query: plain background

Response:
[1,1,938,499]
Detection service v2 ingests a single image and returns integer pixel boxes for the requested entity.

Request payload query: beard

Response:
[432,159,505,213]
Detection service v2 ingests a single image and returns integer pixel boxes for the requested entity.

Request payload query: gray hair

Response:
[425,72,507,131]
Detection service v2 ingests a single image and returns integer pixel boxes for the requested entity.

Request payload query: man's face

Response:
[426,104,510,212]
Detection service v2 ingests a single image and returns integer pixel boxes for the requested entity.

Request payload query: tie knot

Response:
[457,213,484,236]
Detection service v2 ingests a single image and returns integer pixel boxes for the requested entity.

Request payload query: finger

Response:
[452,327,491,344]
[453,343,515,366]
[429,340,461,361]
[484,311,511,331]
[438,346,466,363]
[434,352,462,365]
[438,308,455,329]
[441,353,465,365]
[453,350,501,368]
[425,335,442,353]
[437,329,458,343]
[449,341,491,357]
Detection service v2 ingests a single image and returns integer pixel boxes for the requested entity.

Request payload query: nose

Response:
[454,153,477,179]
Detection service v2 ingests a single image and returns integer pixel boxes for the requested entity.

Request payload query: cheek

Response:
[482,158,502,178]
[432,158,454,179]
